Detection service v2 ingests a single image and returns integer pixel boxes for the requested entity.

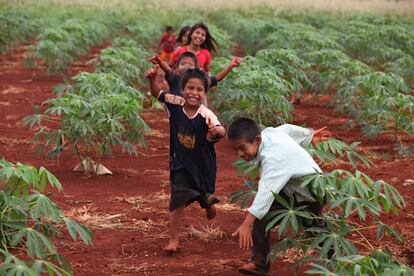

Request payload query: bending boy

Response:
[228,118,329,275]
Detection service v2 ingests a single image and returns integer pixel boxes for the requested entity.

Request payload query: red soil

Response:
[1,43,413,275]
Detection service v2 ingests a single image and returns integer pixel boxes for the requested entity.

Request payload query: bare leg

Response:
[163,205,185,253]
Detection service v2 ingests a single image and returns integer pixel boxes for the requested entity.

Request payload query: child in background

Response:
[172,23,217,72]
[158,26,177,63]
[175,25,191,50]
[145,67,226,253]
[149,52,240,96]
[227,118,331,275]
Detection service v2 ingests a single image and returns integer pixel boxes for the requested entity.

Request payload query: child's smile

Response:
[191,28,206,46]
[182,78,206,107]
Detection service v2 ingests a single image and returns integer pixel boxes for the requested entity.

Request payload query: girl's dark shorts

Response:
[169,168,215,211]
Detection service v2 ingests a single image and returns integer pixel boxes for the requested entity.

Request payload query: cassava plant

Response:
[334,72,414,144]
[230,137,410,274]
[0,160,92,275]
[212,56,293,126]
[95,41,151,86]
[23,72,150,175]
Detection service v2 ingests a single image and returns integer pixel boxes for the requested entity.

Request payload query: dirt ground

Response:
[1,42,413,275]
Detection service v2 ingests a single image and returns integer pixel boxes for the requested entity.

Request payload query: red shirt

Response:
[172,46,211,71]
[161,34,177,53]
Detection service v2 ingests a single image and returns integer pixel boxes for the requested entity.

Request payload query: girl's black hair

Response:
[228,118,261,143]
[187,22,218,54]
[175,51,199,68]
[180,68,210,94]
[165,26,174,32]
[177,25,191,43]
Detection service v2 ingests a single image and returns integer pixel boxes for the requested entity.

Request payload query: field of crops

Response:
[1,0,414,275]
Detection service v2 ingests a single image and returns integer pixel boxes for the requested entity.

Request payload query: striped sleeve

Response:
[277,124,314,147]
[247,158,291,220]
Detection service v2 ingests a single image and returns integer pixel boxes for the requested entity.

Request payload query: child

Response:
[145,67,227,253]
[172,23,217,72]
[176,25,191,49]
[149,52,240,96]
[158,26,177,63]
[227,118,330,275]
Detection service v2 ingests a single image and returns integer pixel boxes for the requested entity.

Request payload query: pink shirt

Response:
[173,46,211,71]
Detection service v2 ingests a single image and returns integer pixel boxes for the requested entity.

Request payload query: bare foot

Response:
[206,204,217,220]
[163,239,179,254]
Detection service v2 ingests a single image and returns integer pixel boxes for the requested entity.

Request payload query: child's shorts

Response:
[169,168,217,211]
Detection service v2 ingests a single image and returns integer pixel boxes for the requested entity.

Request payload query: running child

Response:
[145,67,227,253]
[172,23,217,72]
[158,26,177,63]
[227,118,330,275]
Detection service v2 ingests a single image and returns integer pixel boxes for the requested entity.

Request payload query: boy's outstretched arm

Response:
[148,55,173,75]
[145,65,162,98]
[216,57,241,82]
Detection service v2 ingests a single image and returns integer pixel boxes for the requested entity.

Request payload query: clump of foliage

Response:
[24,72,149,174]
[26,13,125,75]
[0,12,42,54]
[95,38,151,86]
[334,72,414,143]
[0,160,92,275]
[384,55,414,88]
[212,56,293,126]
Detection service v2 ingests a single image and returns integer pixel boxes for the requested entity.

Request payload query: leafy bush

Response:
[303,49,372,92]
[0,160,92,275]
[385,55,414,88]
[335,72,414,141]
[95,40,151,86]
[26,14,125,75]
[129,15,162,47]
[0,12,41,54]
[24,72,149,174]
[212,56,293,126]
[255,48,311,92]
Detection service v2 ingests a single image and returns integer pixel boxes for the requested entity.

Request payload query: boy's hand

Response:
[232,223,253,250]
[230,57,241,68]
[207,125,226,141]
[148,55,161,65]
[145,65,159,79]
[312,126,332,147]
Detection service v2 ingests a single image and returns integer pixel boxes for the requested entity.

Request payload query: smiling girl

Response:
[146,68,226,253]
[172,23,218,72]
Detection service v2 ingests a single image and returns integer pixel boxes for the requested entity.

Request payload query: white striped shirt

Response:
[248,124,322,220]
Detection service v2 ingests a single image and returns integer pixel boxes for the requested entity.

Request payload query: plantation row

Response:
[208,12,414,154]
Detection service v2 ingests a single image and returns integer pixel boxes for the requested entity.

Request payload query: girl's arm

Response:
[216,57,241,82]
[148,55,173,75]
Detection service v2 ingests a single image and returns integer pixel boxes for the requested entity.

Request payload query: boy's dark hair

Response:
[166,26,174,32]
[175,51,199,68]
[228,117,261,143]
[180,68,209,94]
[187,22,218,55]
[177,25,190,43]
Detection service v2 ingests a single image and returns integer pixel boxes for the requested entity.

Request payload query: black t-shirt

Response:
[165,72,218,95]
[158,90,222,194]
